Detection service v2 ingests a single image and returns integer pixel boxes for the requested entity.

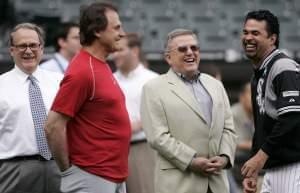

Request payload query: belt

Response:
[1,155,53,162]
[131,139,147,145]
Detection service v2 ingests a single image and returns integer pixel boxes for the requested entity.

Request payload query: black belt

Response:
[1,155,53,162]
[131,139,147,145]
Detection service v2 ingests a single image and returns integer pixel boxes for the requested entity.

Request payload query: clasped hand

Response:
[189,156,228,176]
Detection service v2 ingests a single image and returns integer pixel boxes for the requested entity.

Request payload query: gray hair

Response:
[164,28,197,54]
[9,22,45,46]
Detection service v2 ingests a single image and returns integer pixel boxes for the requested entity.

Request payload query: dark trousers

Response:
[207,186,212,193]
[0,157,61,193]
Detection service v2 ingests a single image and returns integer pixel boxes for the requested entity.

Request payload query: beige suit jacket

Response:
[141,69,237,193]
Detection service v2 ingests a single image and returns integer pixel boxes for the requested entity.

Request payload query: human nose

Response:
[119,27,125,38]
[243,33,254,41]
[185,46,194,55]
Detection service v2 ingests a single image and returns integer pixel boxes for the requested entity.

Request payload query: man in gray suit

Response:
[141,29,237,193]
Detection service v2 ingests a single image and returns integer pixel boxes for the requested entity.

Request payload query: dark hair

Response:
[245,10,280,48]
[54,22,79,52]
[126,33,145,63]
[126,33,142,48]
[9,22,45,46]
[79,1,118,46]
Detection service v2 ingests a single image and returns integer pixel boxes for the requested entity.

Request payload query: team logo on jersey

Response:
[256,78,265,114]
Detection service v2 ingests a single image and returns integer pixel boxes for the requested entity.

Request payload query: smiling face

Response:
[96,9,125,54]
[241,19,276,66]
[165,34,200,78]
[10,28,43,74]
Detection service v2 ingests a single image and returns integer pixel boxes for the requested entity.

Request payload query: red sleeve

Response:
[51,71,92,118]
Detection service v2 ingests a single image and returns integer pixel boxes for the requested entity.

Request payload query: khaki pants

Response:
[61,165,126,193]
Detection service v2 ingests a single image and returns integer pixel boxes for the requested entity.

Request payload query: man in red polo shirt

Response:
[45,2,131,193]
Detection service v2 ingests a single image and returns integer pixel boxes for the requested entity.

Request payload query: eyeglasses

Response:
[177,45,199,53]
[12,43,41,52]
[169,45,200,53]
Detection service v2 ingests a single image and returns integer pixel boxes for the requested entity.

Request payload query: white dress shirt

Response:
[40,53,69,74]
[114,64,158,142]
[0,66,63,159]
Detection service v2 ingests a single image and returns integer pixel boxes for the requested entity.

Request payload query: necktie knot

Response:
[28,75,38,85]
[28,75,35,81]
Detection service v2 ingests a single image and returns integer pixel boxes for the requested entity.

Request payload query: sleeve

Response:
[275,70,300,115]
[262,113,300,157]
[261,68,300,156]
[140,82,197,171]
[51,72,91,118]
[218,84,237,168]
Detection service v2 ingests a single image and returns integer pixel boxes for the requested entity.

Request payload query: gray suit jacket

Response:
[141,69,237,193]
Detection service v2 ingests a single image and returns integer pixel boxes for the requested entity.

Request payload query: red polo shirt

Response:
[51,49,131,182]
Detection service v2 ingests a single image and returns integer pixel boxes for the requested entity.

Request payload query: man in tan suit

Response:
[141,29,237,193]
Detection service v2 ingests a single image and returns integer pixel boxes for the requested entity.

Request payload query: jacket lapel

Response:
[166,70,207,124]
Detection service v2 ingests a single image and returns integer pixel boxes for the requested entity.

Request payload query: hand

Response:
[205,156,228,174]
[241,149,268,178]
[60,164,72,172]
[189,157,211,176]
[243,176,257,193]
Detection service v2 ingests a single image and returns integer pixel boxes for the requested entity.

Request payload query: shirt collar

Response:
[13,65,43,84]
[130,64,144,77]
[258,49,281,70]
[117,63,144,79]
[54,53,69,69]
[173,69,201,83]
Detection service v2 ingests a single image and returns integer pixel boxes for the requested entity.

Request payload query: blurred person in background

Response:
[0,22,62,193]
[200,63,222,81]
[232,82,253,157]
[113,33,158,193]
[241,10,300,193]
[231,82,254,187]
[141,28,237,193]
[45,2,131,193]
[40,22,81,74]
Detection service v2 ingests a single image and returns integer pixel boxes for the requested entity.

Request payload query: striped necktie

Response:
[28,75,52,160]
